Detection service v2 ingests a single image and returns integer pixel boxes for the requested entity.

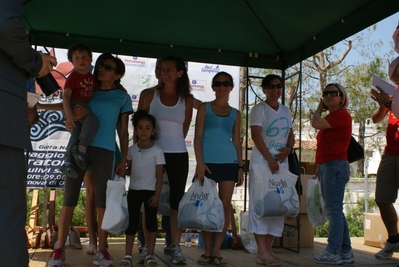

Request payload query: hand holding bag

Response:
[252,165,299,217]
[178,177,224,232]
[306,178,328,227]
[101,175,129,235]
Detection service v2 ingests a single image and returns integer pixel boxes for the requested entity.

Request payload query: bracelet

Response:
[385,101,392,110]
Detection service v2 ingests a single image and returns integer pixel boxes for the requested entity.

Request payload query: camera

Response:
[35,73,60,96]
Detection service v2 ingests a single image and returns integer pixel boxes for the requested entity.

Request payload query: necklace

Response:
[138,142,153,152]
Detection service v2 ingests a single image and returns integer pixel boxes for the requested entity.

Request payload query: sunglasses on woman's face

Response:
[266,83,283,89]
[98,63,115,71]
[322,90,340,97]
[212,81,233,87]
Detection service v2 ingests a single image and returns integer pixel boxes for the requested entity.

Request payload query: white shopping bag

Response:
[178,177,224,232]
[158,172,171,215]
[101,175,129,235]
[306,179,328,227]
[240,211,257,254]
[252,164,299,217]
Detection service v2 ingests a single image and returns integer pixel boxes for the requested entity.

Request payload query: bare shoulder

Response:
[138,88,156,111]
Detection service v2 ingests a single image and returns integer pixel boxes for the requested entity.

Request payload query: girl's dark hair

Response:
[212,71,234,84]
[94,53,126,92]
[158,55,191,99]
[261,74,283,88]
[132,110,158,141]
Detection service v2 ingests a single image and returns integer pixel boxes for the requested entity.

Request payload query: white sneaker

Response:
[137,246,148,264]
[375,241,399,259]
[93,249,114,267]
[48,248,65,267]
[170,246,186,265]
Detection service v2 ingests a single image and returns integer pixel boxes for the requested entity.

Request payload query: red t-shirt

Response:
[315,109,352,164]
[64,71,97,102]
[384,112,399,155]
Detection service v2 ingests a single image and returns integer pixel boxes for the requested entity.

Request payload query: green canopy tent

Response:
[23,0,399,250]
[23,0,399,69]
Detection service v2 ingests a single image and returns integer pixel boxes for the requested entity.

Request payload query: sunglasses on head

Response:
[213,81,233,87]
[322,90,340,97]
[98,63,115,71]
[266,83,283,89]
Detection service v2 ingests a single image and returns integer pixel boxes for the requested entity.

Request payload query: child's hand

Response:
[148,194,160,208]
[65,116,75,131]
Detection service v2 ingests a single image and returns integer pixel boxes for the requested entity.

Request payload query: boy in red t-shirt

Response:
[61,43,98,178]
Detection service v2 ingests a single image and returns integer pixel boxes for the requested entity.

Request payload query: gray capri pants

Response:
[63,146,115,208]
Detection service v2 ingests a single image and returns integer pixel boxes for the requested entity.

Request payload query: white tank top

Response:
[149,90,187,153]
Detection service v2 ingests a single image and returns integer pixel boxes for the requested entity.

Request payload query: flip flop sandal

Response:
[120,255,132,266]
[197,254,212,265]
[255,257,281,266]
[212,256,227,266]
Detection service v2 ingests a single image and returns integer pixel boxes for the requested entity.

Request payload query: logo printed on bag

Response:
[268,179,288,188]
[193,199,203,207]
[190,190,210,207]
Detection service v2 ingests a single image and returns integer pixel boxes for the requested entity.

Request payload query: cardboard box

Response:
[363,213,397,248]
[273,214,314,248]
[299,175,313,214]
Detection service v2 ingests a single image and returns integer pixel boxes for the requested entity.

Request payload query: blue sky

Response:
[341,11,399,64]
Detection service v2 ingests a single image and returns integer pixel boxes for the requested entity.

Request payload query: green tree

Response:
[344,58,387,175]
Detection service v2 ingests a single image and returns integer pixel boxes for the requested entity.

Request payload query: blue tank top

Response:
[202,102,238,164]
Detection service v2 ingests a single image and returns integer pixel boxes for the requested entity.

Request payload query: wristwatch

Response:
[385,101,392,109]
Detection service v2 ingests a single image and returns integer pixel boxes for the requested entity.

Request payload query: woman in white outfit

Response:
[248,74,294,266]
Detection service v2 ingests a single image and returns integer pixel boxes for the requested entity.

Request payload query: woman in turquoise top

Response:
[48,54,133,267]
[194,71,243,265]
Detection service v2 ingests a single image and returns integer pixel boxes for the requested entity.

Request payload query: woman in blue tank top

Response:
[194,71,244,265]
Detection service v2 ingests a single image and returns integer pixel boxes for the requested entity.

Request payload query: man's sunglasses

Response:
[266,84,283,89]
[98,63,115,71]
[322,90,340,97]
[213,81,233,87]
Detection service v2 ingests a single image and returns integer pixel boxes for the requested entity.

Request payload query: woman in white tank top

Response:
[137,55,193,264]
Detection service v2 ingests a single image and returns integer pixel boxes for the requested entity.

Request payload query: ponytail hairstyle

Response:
[159,55,191,99]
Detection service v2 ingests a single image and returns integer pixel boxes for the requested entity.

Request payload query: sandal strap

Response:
[120,255,132,266]
[145,255,157,265]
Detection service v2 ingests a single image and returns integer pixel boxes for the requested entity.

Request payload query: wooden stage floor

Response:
[29,237,399,267]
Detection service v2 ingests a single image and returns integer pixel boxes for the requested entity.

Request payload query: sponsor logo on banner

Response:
[123,56,147,67]
[131,94,139,103]
[190,79,206,92]
[201,65,220,74]
[139,75,151,87]
[28,110,84,189]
